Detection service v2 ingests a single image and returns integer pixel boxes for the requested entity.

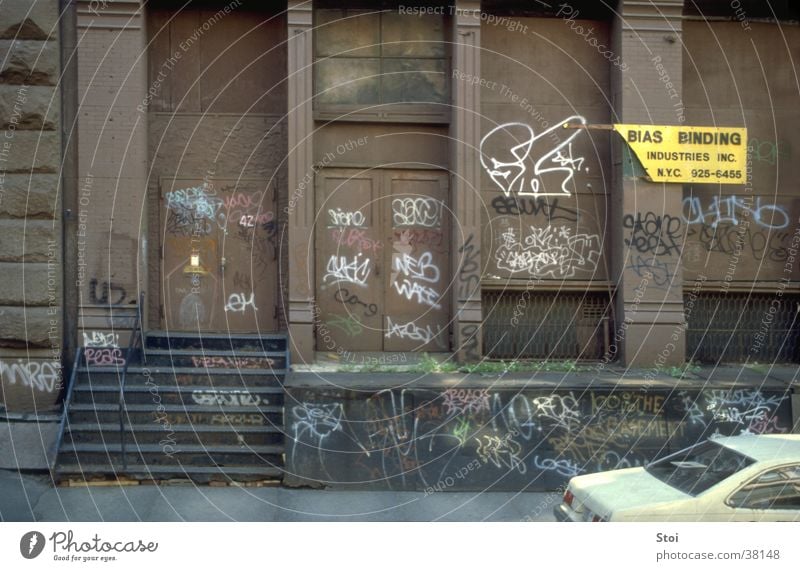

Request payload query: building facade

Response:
[1,0,799,424]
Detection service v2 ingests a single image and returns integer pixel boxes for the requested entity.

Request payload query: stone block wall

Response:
[0,0,63,413]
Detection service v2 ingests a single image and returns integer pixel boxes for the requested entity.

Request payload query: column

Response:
[286,0,315,364]
[612,0,686,366]
[450,1,483,362]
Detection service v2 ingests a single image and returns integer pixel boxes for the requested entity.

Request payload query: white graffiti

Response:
[328,208,366,227]
[385,317,444,346]
[490,393,537,441]
[391,250,442,308]
[392,280,441,309]
[705,390,786,431]
[166,184,225,227]
[392,252,440,283]
[82,331,119,348]
[324,254,371,287]
[678,391,707,427]
[224,292,258,313]
[392,197,443,227]
[682,196,789,229]
[533,455,582,477]
[192,389,264,407]
[532,393,581,431]
[706,389,784,411]
[479,116,587,197]
[0,360,61,393]
[495,226,601,278]
[551,143,585,171]
[291,402,345,459]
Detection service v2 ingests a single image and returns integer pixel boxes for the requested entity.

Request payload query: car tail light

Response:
[591,515,608,522]
[563,490,574,507]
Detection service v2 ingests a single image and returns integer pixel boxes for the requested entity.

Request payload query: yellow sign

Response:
[613,124,747,184]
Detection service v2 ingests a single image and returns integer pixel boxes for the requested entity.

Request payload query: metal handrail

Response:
[119,291,145,470]
[51,346,83,474]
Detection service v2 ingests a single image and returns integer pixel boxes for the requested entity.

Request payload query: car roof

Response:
[712,434,800,462]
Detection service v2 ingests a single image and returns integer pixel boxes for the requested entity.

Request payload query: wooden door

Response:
[161,177,278,332]
[315,169,450,352]
[315,170,383,351]
[383,171,450,351]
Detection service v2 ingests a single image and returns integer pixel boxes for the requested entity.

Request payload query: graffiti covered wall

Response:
[479,17,612,285]
[683,22,800,284]
[285,381,793,491]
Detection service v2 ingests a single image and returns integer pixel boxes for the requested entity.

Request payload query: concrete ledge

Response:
[285,369,793,391]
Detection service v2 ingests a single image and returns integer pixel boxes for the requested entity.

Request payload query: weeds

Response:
[665,361,702,378]
[335,354,594,374]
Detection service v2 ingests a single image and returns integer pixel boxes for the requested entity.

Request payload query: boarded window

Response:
[314,9,448,113]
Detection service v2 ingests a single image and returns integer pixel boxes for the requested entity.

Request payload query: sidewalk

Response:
[0,469,557,522]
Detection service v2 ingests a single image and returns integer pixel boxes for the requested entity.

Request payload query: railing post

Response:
[119,292,145,472]
[51,347,83,473]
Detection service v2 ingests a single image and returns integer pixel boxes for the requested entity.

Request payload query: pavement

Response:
[0,420,58,471]
[0,469,558,522]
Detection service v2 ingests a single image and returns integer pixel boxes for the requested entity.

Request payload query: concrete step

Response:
[69,403,282,426]
[76,367,286,387]
[64,423,284,446]
[145,331,288,353]
[55,463,284,482]
[58,442,284,469]
[71,384,283,407]
[141,348,288,370]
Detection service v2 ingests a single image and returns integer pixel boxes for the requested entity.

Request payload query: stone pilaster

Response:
[612,0,686,366]
[449,1,483,362]
[286,1,315,365]
[0,0,63,412]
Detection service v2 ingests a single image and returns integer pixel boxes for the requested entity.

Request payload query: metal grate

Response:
[687,293,800,363]
[482,290,612,360]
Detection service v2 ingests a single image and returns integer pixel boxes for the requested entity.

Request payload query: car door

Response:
[721,464,800,522]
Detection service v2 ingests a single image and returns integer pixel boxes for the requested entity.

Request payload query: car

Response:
[554,434,800,522]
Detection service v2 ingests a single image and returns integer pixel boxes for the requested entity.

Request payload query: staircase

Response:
[55,331,289,483]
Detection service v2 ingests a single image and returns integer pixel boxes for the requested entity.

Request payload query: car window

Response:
[645,440,755,496]
[729,465,800,511]
[782,466,800,480]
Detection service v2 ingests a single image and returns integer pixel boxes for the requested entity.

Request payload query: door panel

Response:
[161,178,277,331]
[384,172,450,351]
[315,169,450,352]
[316,171,383,351]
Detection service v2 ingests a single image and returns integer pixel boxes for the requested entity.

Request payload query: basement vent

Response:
[686,293,800,364]
[482,290,612,360]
